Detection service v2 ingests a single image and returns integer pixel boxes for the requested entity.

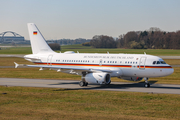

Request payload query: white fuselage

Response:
[25,52,174,79]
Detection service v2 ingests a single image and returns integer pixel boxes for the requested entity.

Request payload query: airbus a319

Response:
[14,23,174,88]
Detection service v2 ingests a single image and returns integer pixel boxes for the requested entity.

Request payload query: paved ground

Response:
[0,54,24,58]
[1,78,180,94]
[159,56,180,59]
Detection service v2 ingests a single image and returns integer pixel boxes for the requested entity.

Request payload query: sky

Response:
[0,0,180,40]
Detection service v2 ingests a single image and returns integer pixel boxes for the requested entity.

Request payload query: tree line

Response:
[88,27,180,49]
[48,38,91,45]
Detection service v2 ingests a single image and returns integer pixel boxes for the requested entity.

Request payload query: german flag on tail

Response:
[33,31,37,35]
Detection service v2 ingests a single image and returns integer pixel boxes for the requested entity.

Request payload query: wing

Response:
[14,62,112,75]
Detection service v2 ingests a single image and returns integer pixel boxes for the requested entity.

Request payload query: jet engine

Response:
[84,73,111,84]
[120,77,143,81]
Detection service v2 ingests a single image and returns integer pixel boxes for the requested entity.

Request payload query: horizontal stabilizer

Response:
[14,62,28,68]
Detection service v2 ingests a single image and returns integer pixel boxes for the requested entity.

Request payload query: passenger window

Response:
[157,61,160,64]
[153,61,156,64]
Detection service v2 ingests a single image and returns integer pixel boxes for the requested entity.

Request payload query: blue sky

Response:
[0,0,180,40]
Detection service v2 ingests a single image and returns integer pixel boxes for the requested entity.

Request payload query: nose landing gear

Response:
[144,77,150,88]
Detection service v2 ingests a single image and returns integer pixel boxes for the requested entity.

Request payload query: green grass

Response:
[0,44,180,55]
[0,47,32,54]
[0,57,33,66]
[0,86,180,120]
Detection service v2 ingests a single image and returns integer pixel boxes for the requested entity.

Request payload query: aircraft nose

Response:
[167,67,174,75]
[169,67,174,75]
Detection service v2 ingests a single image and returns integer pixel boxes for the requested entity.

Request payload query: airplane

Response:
[14,23,174,88]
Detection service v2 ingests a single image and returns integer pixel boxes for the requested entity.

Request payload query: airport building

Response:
[0,31,29,44]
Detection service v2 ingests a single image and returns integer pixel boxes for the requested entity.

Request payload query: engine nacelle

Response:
[84,73,111,84]
[120,77,143,81]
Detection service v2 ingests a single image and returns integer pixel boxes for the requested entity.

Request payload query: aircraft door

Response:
[47,55,53,66]
[99,59,103,66]
[139,57,146,70]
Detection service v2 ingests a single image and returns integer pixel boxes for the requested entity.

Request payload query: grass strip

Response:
[0,86,180,120]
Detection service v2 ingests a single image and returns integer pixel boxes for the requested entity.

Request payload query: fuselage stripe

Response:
[34,62,172,69]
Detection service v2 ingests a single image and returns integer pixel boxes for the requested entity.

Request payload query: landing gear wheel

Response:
[144,83,150,88]
[79,81,88,87]
[106,80,111,85]
[84,82,88,86]
[79,81,84,87]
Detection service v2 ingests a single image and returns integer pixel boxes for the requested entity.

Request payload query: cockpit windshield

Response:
[160,61,166,64]
[153,61,166,64]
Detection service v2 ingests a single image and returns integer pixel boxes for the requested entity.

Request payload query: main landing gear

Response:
[79,81,88,87]
[79,72,88,87]
[144,77,150,88]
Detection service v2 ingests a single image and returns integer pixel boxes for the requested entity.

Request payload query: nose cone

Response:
[167,67,174,75]
[159,66,174,77]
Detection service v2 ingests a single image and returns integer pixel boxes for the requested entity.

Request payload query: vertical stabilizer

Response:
[27,23,55,54]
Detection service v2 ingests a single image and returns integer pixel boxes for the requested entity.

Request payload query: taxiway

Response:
[0,78,180,94]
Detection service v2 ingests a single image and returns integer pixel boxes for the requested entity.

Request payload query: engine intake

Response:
[84,73,111,84]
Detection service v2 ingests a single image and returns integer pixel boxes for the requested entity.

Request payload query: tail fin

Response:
[27,23,55,54]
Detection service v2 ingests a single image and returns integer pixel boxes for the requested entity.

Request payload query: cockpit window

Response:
[152,61,166,64]
[160,61,166,64]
